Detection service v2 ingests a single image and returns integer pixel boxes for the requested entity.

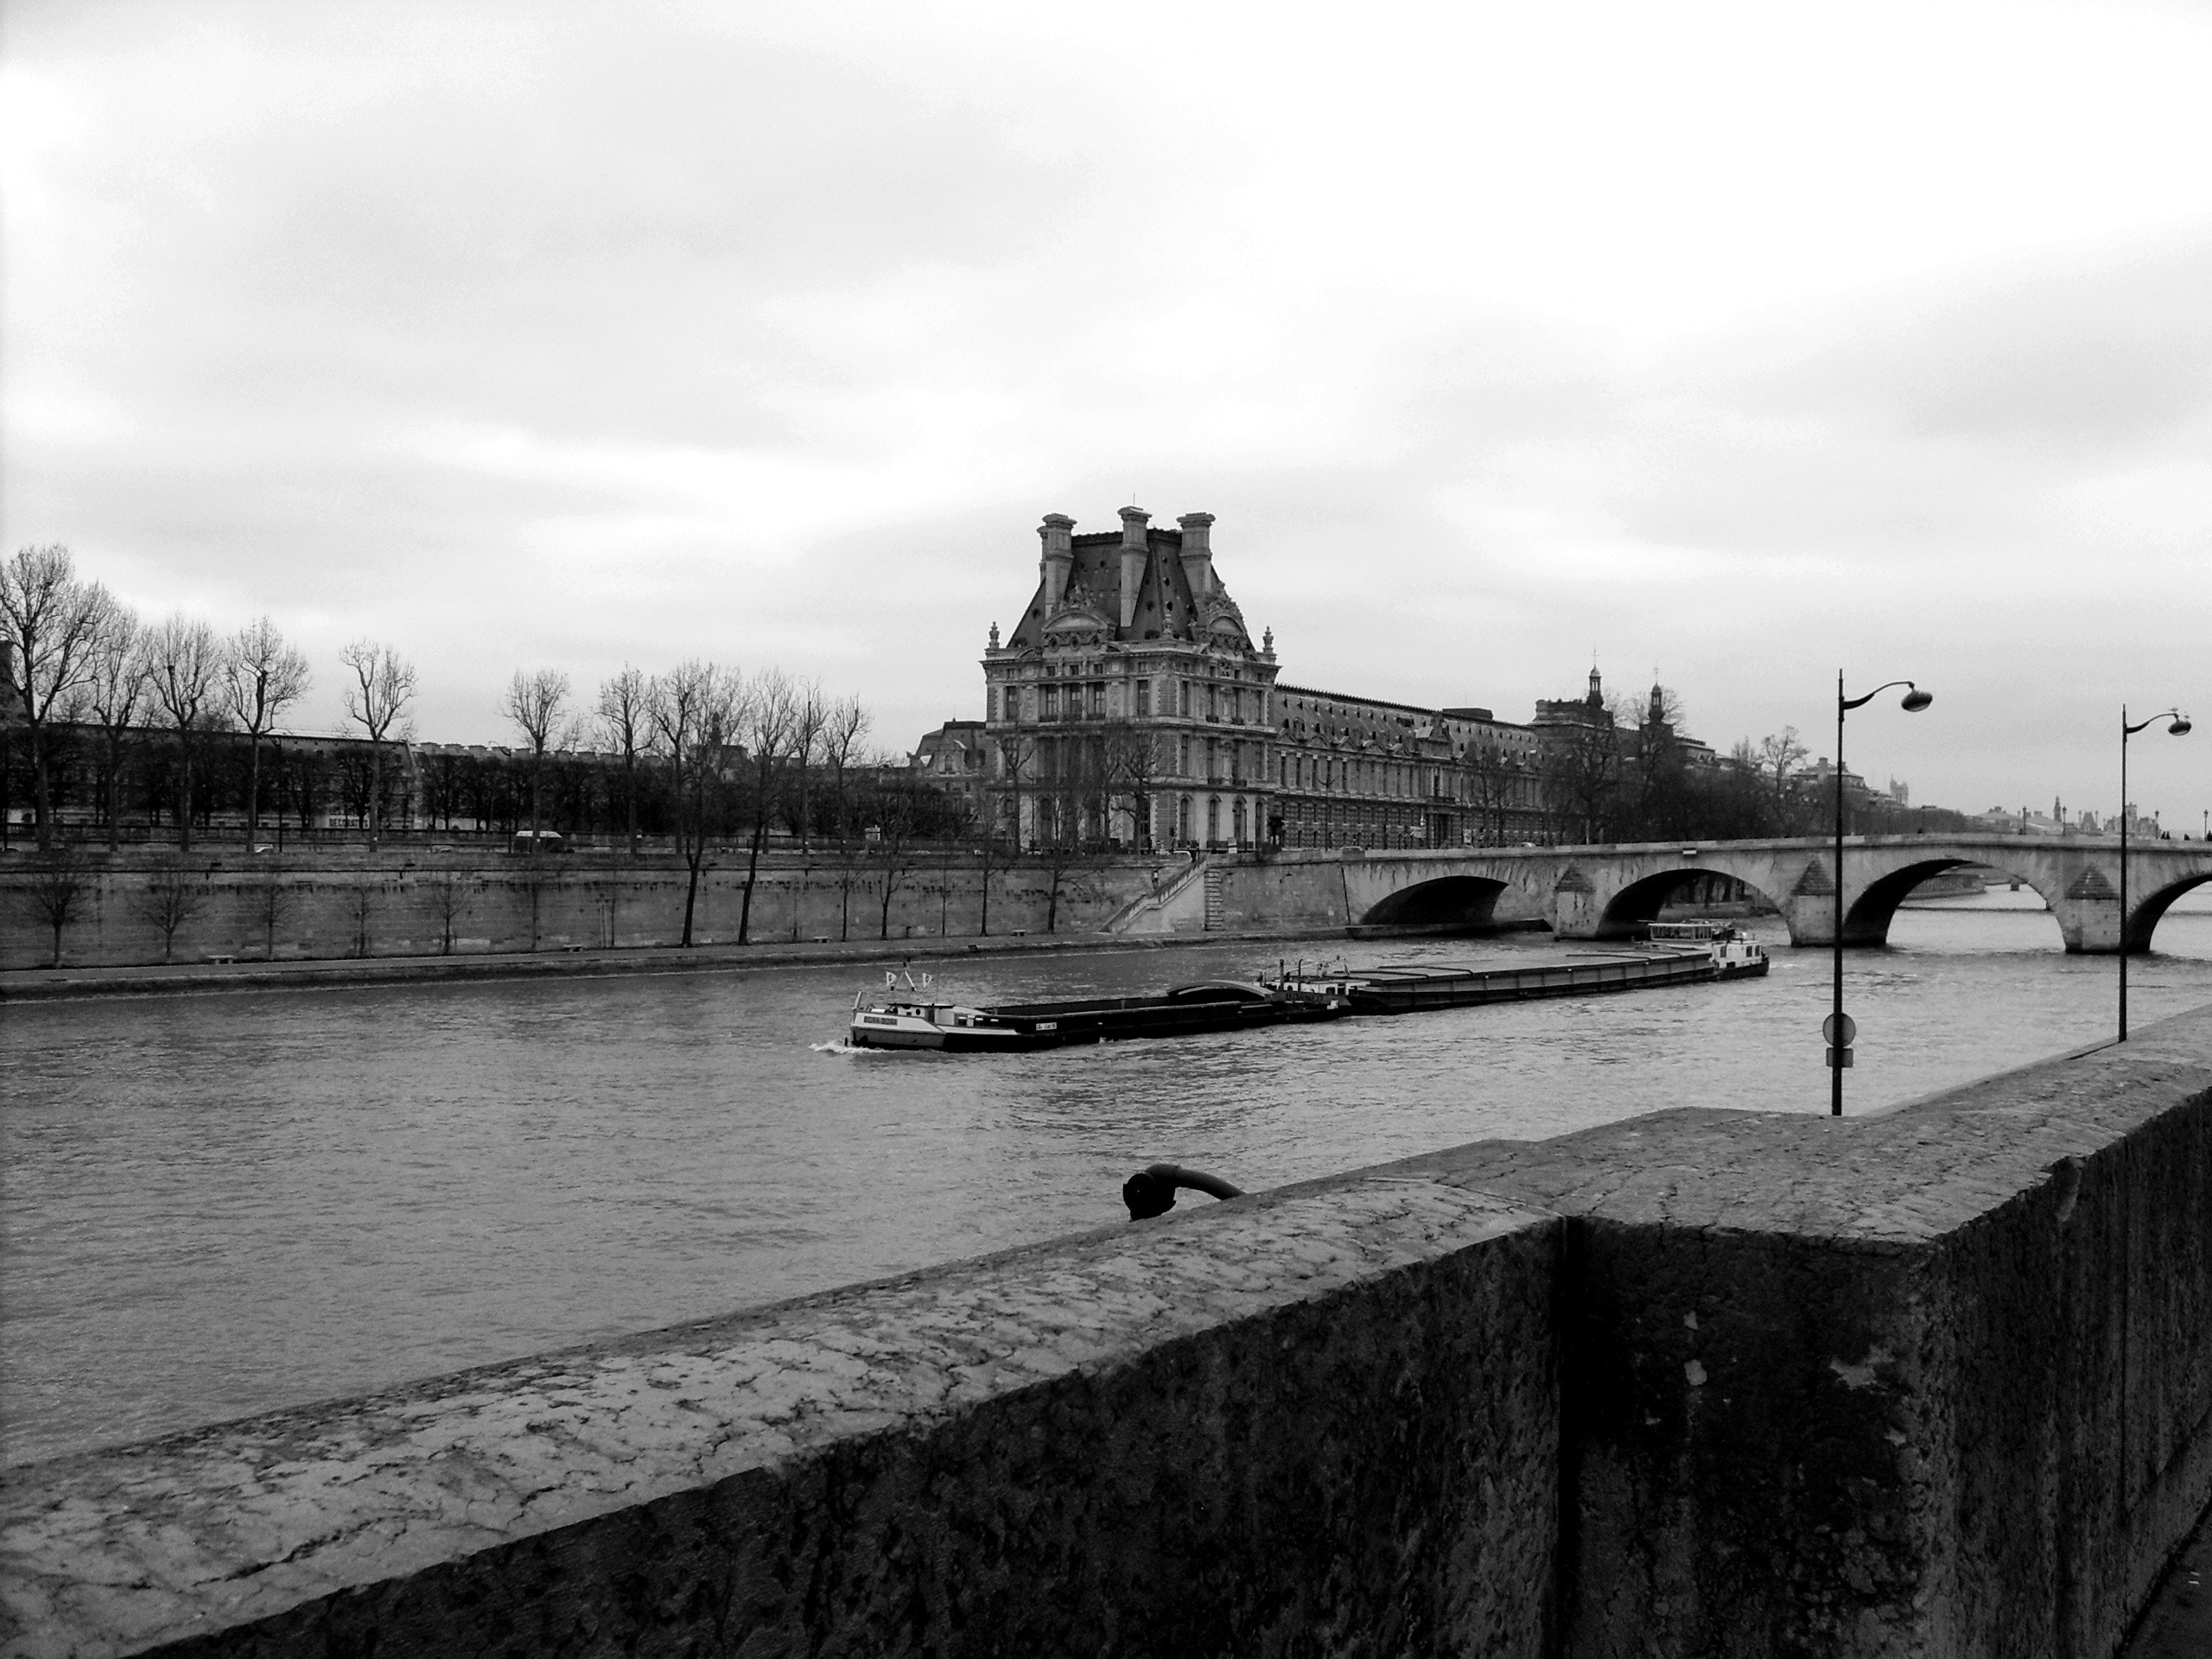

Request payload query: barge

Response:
[1264,925,1767,1015]
[847,925,1765,1051]
[848,973,1349,1052]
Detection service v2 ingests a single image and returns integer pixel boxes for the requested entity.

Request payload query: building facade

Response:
[969,509,1586,852]
[979,507,1277,850]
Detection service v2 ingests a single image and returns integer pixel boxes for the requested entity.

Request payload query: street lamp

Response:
[1830,675,1933,1116]
[2118,705,2191,1042]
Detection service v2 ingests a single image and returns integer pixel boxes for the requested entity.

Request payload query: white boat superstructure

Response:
[1645,918,1769,978]
[849,970,1031,1050]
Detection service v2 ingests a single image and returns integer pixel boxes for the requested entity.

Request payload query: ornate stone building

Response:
[975,508,1557,852]
[980,507,1277,849]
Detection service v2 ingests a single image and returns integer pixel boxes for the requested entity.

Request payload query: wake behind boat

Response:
[847,969,1349,1052]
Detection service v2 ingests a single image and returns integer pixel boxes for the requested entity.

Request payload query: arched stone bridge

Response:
[1136,836,2212,952]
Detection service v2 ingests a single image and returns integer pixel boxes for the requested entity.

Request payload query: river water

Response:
[7,887,2212,1468]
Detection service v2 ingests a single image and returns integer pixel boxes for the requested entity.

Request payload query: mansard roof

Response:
[1005,526,1253,653]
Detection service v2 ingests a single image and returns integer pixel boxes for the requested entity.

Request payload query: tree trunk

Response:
[31,734,54,851]
[681,851,702,946]
[367,744,383,842]
[177,748,196,852]
[246,731,263,842]
[739,820,767,944]
[105,734,125,851]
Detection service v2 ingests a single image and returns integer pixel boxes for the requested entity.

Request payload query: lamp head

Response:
[2171,715,2193,737]
[1900,687,1933,713]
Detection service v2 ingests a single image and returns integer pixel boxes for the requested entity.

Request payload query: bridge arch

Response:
[1840,857,2062,947]
[1355,874,1509,932]
[2129,873,2212,951]
[1594,868,1783,940]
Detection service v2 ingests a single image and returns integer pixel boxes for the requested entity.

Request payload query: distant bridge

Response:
[1116,835,2212,952]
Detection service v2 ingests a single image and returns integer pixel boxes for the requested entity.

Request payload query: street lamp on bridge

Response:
[1831,675,1933,1116]
[2119,704,2191,1042]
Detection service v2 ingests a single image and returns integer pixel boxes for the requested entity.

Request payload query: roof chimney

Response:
[1177,512,1215,600]
[1117,506,1149,628]
[1039,512,1074,612]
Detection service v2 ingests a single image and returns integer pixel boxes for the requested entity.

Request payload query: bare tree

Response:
[500,667,572,856]
[81,603,152,850]
[995,731,1039,854]
[1539,716,1622,846]
[19,851,89,966]
[1754,728,1813,836]
[144,614,226,851]
[349,882,377,958]
[1461,736,1529,849]
[736,668,798,945]
[1103,724,1162,849]
[974,824,1009,938]
[788,679,828,842]
[132,861,207,964]
[818,695,871,840]
[250,873,293,960]
[595,665,652,849]
[830,839,867,942]
[0,544,113,849]
[340,639,416,842]
[423,871,472,956]
[651,660,742,946]
[224,616,311,845]
[1033,740,1113,931]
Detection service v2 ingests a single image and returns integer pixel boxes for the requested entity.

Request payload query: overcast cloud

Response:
[5,0,2209,824]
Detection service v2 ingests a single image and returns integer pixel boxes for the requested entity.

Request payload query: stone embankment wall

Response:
[0,849,1164,972]
[6,1010,2210,1656]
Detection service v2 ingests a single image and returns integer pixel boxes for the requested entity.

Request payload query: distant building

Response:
[952,509,1712,851]
[908,720,992,829]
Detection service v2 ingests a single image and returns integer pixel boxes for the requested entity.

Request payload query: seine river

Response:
[7,887,2212,1469]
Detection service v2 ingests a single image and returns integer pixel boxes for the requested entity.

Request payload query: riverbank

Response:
[0,920,1474,1003]
[0,847,1170,975]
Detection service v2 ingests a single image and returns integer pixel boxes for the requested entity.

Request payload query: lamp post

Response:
[1831,674,1933,1116]
[2118,704,2190,1041]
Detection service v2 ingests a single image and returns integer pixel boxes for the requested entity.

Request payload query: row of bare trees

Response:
[1527,698,1979,846]
[491,660,891,946]
[3,544,418,849]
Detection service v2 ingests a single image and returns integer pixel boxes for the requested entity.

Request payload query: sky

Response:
[4,0,2210,828]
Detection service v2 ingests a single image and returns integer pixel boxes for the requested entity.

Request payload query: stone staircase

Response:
[1101,855,1221,935]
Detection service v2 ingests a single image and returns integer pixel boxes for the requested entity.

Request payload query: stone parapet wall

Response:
[0,1183,1562,1657]
[4,1012,2210,1656]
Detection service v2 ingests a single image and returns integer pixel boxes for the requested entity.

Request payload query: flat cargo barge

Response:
[1267,924,1768,1016]
[848,924,1765,1051]
[848,978,1348,1052]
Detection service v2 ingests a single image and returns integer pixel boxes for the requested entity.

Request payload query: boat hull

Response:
[849,984,1347,1052]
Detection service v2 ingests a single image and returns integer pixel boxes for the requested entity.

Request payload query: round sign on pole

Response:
[1823,1012,1858,1047]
